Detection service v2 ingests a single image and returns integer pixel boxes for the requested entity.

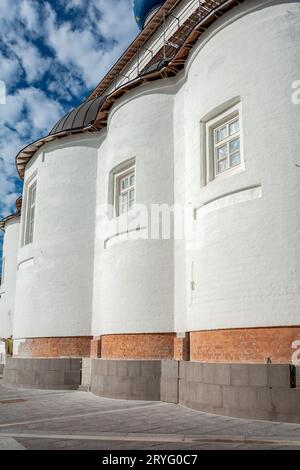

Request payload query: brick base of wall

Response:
[174,333,190,361]
[14,333,189,360]
[13,326,300,363]
[92,327,300,363]
[101,334,176,360]
[16,337,92,358]
[190,327,300,364]
[90,337,101,359]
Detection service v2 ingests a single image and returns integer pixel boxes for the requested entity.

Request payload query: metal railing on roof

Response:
[112,0,220,91]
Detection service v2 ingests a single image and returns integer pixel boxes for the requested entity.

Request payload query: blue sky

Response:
[0,0,139,266]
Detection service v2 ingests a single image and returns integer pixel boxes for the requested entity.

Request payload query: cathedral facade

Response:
[1,0,300,420]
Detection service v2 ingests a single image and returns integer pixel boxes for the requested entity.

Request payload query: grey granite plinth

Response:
[3,356,82,390]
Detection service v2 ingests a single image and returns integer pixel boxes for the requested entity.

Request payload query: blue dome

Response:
[133,0,165,30]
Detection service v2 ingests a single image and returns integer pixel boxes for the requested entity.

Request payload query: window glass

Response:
[213,115,241,176]
[24,180,37,245]
[115,167,135,216]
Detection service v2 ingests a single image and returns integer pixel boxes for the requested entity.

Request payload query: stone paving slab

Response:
[0,437,25,450]
[1,380,300,450]
[11,437,289,451]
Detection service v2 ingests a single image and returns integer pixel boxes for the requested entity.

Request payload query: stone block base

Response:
[3,356,300,423]
[178,362,300,422]
[3,357,82,390]
[90,359,300,423]
[91,359,162,401]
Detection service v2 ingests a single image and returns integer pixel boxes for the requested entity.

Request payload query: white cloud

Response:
[0,125,24,219]
[0,87,63,134]
[0,86,63,217]
[20,0,39,32]
[44,0,138,87]
[0,53,22,89]
[47,71,84,102]
[88,0,137,43]
[64,0,84,9]
[45,20,100,87]
[9,40,51,83]
[0,93,24,125]
[0,0,18,22]
[18,87,64,132]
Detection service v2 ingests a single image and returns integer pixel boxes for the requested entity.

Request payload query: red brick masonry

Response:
[14,327,300,363]
[16,334,185,360]
[174,333,190,361]
[190,327,300,363]
[100,333,175,359]
[90,337,101,358]
[17,337,92,358]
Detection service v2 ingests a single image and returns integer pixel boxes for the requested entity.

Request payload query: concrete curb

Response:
[0,431,299,447]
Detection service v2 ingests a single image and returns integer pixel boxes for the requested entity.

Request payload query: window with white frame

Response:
[114,166,135,216]
[213,115,241,176]
[24,179,37,245]
[204,104,243,183]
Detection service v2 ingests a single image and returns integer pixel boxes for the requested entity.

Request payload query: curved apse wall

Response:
[13,135,98,356]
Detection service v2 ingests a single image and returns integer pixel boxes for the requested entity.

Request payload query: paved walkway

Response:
[0,379,300,450]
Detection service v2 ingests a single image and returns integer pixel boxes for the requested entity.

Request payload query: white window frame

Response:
[114,165,135,217]
[23,178,37,246]
[213,116,241,176]
[205,103,244,184]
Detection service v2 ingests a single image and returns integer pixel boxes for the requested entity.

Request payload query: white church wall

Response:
[8,0,300,346]
[91,132,107,338]
[92,88,175,335]
[173,81,188,335]
[180,0,300,332]
[13,135,99,339]
[0,218,20,339]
